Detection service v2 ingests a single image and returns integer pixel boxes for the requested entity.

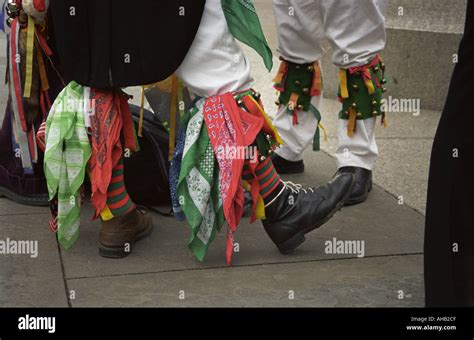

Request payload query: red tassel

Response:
[33,0,46,11]
[292,111,299,125]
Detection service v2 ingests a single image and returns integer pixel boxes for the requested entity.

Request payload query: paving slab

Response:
[0,213,68,307]
[0,198,49,216]
[67,254,424,307]
[59,150,424,280]
[319,136,432,215]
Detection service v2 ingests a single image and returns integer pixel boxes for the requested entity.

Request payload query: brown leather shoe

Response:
[99,207,153,258]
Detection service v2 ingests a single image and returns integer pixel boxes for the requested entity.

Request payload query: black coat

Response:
[50,0,205,88]
[424,0,474,307]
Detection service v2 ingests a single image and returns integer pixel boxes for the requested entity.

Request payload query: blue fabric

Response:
[0,0,5,33]
[169,127,186,221]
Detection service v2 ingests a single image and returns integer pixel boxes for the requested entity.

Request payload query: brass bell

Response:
[268,149,274,155]
[6,0,21,17]
[266,134,272,141]
[295,80,302,87]
[302,88,310,94]
[351,103,358,109]
[382,87,387,93]
[352,84,359,91]
[380,99,386,105]
[372,110,379,116]
[307,65,314,72]
[6,17,14,27]
[381,78,387,85]
[297,105,304,110]
[374,66,380,72]
[254,92,261,100]
[357,112,363,118]
[343,111,349,117]
[381,62,386,69]
[371,100,378,106]
[260,156,266,162]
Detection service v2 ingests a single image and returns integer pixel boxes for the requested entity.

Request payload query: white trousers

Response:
[272,0,387,170]
[176,0,254,98]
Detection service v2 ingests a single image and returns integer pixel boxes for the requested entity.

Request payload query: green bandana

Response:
[221,0,273,71]
[177,100,225,262]
[44,81,92,249]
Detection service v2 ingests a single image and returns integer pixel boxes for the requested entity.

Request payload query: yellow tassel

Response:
[100,205,114,222]
[255,196,266,220]
[242,180,266,220]
[289,92,299,111]
[23,16,35,98]
[319,122,328,143]
[248,96,284,146]
[339,69,349,99]
[168,74,178,161]
[312,62,322,94]
[138,86,145,138]
[272,60,287,85]
[364,78,375,95]
[347,107,357,137]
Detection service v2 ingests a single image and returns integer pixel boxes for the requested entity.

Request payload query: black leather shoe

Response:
[262,173,355,254]
[271,153,305,174]
[335,167,373,206]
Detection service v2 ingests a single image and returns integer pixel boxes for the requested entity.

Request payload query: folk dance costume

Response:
[41,0,205,256]
[271,0,388,205]
[0,0,63,206]
[39,0,354,263]
[171,0,354,265]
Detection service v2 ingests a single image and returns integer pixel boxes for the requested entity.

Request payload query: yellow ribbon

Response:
[347,107,357,137]
[100,205,115,222]
[23,16,35,98]
[242,180,266,220]
[339,69,349,99]
[319,122,328,143]
[247,96,283,146]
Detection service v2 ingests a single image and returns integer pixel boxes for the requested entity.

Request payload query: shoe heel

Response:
[99,245,131,259]
[278,232,306,254]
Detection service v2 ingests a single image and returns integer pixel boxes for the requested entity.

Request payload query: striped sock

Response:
[106,159,135,217]
[243,157,283,204]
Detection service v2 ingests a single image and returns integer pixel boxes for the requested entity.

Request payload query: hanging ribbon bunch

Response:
[273,57,326,150]
[6,0,53,172]
[338,54,388,137]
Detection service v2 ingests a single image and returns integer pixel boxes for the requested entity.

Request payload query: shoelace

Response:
[283,181,315,194]
[264,181,315,208]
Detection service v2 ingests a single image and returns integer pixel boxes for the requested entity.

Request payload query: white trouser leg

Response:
[321,0,386,170]
[176,0,254,98]
[273,0,324,65]
[273,95,322,162]
[272,0,323,161]
[320,0,388,68]
[336,118,379,170]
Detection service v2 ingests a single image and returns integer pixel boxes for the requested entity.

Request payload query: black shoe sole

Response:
[0,186,50,207]
[99,223,154,259]
[344,181,373,206]
[277,179,357,254]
